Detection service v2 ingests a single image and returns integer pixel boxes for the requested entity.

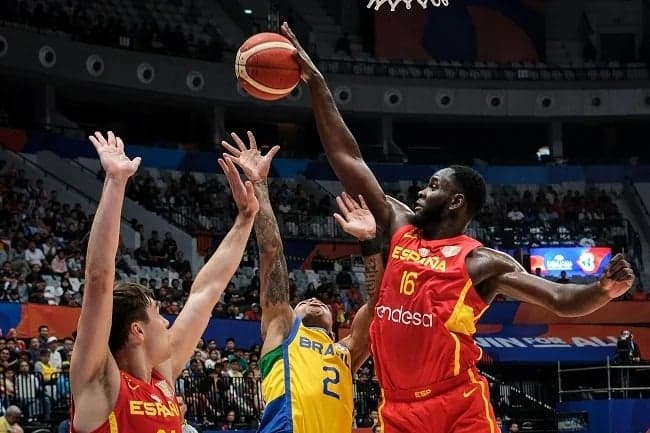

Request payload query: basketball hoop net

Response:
[366,0,449,11]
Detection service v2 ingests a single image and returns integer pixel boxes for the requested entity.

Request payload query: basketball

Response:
[235,32,301,101]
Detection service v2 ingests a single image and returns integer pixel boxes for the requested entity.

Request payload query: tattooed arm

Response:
[344,252,384,372]
[253,180,294,352]
[221,132,293,356]
[333,193,385,372]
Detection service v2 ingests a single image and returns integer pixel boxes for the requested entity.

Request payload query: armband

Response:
[360,237,382,256]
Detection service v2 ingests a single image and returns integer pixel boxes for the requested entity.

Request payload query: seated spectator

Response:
[506,207,524,222]
[244,288,259,306]
[34,349,57,383]
[0,405,23,433]
[49,250,68,275]
[219,410,238,431]
[243,303,261,321]
[556,271,571,284]
[0,347,16,372]
[212,303,228,319]
[24,241,46,268]
[66,250,84,278]
[204,350,222,371]
[46,337,62,371]
[24,264,44,286]
[579,232,596,247]
[171,251,191,275]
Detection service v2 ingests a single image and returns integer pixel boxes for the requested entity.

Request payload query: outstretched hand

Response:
[89,131,141,181]
[221,131,279,183]
[333,193,377,241]
[218,157,259,219]
[280,22,321,83]
[600,253,635,298]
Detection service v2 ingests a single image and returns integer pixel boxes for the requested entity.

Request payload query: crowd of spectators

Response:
[0,325,72,423]
[3,158,648,332]
[480,184,625,247]
[0,0,227,61]
[0,158,372,336]
[0,166,89,307]
[124,168,342,239]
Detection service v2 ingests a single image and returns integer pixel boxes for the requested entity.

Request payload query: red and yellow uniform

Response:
[72,370,182,433]
[370,225,497,433]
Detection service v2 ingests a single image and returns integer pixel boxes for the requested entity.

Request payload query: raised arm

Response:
[281,23,408,234]
[166,156,258,378]
[473,249,634,317]
[71,132,140,430]
[333,193,384,372]
[222,132,294,355]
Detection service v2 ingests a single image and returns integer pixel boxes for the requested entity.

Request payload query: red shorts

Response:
[378,368,498,433]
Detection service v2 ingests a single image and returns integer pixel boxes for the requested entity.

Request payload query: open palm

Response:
[221,131,279,183]
[89,131,141,180]
[334,193,377,241]
[218,157,259,219]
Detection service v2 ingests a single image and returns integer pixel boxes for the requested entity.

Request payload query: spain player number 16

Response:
[399,271,418,296]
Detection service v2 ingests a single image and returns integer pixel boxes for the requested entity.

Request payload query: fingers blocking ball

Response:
[235,33,301,101]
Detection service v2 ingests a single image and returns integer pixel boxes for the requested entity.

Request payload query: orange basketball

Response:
[235,33,301,101]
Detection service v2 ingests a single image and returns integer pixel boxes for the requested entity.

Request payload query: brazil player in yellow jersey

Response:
[221,131,384,433]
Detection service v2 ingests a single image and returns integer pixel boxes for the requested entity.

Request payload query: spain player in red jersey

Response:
[281,23,635,433]
[70,131,259,433]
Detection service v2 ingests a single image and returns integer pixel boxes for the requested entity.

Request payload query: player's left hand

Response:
[221,131,280,183]
[334,192,376,241]
[89,131,141,182]
[218,156,259,220]
[599,253,635,298]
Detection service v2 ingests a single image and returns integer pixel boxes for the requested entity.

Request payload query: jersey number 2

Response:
[322,366,340,400]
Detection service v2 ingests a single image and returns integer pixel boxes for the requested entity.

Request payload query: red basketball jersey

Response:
[72,370,182,433]
[369,225,489,397]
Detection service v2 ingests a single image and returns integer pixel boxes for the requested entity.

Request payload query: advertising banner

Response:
[529,247,612,278]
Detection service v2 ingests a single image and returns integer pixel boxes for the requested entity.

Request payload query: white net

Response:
[366,0,449,11]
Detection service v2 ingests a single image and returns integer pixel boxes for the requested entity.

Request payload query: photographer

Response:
[615,330,641,364]
[614,330,642,397]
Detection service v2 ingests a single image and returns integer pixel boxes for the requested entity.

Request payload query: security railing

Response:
[558,358,650,401]
[0,372,380,427]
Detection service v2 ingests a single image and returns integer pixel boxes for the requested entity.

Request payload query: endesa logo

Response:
[375,304,434,328]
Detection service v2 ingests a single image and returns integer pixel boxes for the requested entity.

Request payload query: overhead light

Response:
[536,146,550,161]
[243,8,253,14]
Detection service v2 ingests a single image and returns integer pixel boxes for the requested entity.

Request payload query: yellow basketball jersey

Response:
[259,317,353,433]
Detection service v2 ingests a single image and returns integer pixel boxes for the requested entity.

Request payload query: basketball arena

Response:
[0,1,649,432]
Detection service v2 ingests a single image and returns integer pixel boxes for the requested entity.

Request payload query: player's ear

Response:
[129,322,145,341]
[449,193,465,211]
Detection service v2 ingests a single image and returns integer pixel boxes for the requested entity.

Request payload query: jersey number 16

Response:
[400,271,418,296]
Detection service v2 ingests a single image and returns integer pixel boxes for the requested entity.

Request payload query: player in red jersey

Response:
[70,132,259,433]
[281,23,635,433]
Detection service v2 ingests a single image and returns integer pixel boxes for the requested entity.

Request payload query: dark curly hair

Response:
[449,165,487,218]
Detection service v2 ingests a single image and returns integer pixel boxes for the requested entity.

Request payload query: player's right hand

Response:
[218,156,259,220]
[222,131,279,183]
[334,193,377,241]
[88,131,141,181]
[280,22,322,83]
